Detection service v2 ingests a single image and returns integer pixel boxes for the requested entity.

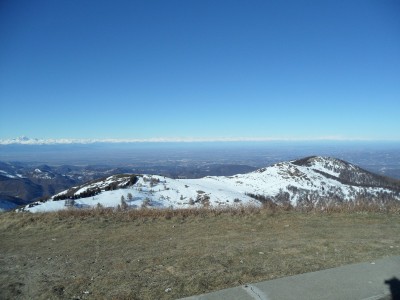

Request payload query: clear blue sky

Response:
[1,0,399,140]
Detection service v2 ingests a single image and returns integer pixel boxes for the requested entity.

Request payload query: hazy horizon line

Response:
[1,136,400,145]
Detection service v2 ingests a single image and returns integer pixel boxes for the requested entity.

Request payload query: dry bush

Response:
[5,199,400,227]
[2,198,400,300]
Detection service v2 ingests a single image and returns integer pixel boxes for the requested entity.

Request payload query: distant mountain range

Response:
[0,136,145,145]
[19,156,400,213]
[0,136,335,145]
[4,136,399,145]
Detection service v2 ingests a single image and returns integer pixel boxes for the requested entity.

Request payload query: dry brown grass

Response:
[1,204,400,299]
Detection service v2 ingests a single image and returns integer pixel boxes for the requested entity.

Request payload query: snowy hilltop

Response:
[20,156,400,212]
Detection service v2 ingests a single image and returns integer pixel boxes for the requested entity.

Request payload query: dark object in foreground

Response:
[385,277,400,300]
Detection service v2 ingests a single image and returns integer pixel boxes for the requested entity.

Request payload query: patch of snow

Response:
[0,170,17,179]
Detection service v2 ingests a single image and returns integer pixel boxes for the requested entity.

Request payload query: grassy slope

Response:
[1,208,400,299]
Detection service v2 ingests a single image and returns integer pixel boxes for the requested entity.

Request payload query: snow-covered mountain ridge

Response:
[21,156,400,212]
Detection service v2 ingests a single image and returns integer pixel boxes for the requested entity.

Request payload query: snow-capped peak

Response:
[20,156,400,213]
